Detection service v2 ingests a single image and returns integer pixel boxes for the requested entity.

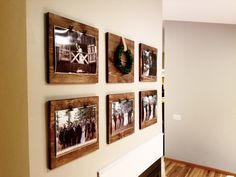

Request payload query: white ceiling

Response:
[163,0,236,24]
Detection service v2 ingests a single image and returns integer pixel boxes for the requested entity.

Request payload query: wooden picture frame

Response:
[139,43,157,82]
[107,93,135,144]
[47,13,99,84]
[140,90,158,129]
[106,32,134,83]
[48,96,99,169]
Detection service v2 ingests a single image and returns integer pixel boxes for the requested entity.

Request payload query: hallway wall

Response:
[27,1,163,177]
[165,21,236,172]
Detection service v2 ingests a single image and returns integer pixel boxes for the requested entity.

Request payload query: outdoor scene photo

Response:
[142,49,157,77]
[111,99,134,135]
[54,26,97,74]
[142,94,157,122]
[55,105,97,156]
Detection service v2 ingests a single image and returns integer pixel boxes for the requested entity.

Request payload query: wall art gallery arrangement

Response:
[47,12,158,169]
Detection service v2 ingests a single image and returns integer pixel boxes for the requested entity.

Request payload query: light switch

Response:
[173,114,182,121]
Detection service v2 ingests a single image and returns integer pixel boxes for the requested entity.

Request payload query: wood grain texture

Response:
[47,13,99,84]
[106,33,134,83]
[139,43,157,82]
[48,96,99,169]
[165,158,236,177]
[107,93,135,144]
[140,90,158,129]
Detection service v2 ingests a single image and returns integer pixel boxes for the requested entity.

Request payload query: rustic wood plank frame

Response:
[139,90,158,129]
[107,93,135,144]
[47,13,99,84]
[48,96,99,169]
[139,43,157,82]
[106,32,134,83]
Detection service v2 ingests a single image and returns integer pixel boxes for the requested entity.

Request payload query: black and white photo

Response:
[111,99,134,135]
[142,49,157,77]
[48,13,99,84]
[140,90,158,129]
[107,93,135,144]
[55,105,97,156]
[49,96,99,169]
[54,26,97,74]
[139,43,157,82]
[142,95,157,122]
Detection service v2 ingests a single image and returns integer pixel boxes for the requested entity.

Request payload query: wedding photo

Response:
[55,105,97,156]
[49,96,99,168]
[142,49,157,77]
[139,43,157,82]
[54,26,97,74]
[140,90,158,129]
[142,95,157,122]
[111,99,134,135]
[107,93,135,144]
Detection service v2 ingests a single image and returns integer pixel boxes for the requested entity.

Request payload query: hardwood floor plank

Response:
[165,158,235,177]
[166,162,177,175]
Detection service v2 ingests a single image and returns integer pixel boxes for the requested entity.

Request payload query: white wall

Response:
[165,21,236,172]
[163,0,236,24]
[98,134,163,177]
[27,1,163,177]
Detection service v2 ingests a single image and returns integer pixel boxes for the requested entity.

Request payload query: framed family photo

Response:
[140,90,158,129]
[47,13,99,84]
[139,43,157,82]
[107,93,135,144]
[48,96,99,169]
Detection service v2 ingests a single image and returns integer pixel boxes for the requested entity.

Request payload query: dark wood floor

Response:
[165,158,235,177]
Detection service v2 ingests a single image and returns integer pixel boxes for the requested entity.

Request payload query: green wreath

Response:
[114,44,133,74]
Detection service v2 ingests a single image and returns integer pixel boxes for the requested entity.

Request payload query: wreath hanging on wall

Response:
[114,44,133,74]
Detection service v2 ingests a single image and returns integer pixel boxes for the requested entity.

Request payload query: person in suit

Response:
[91,118,96,139]
[58,124,67,149]
[128,108,133,124]
[75,122,82,144]
[85,120,91,141]
[70,123,77,145]
[112,110,118,130]
[65,123,71,147]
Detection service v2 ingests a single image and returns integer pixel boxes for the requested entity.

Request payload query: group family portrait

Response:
[111,99,134,135]
[140,90,158,129]
[49,96,99,169]
[142,95,157,122]
[55,105,97,156]
[107,93,135,144]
